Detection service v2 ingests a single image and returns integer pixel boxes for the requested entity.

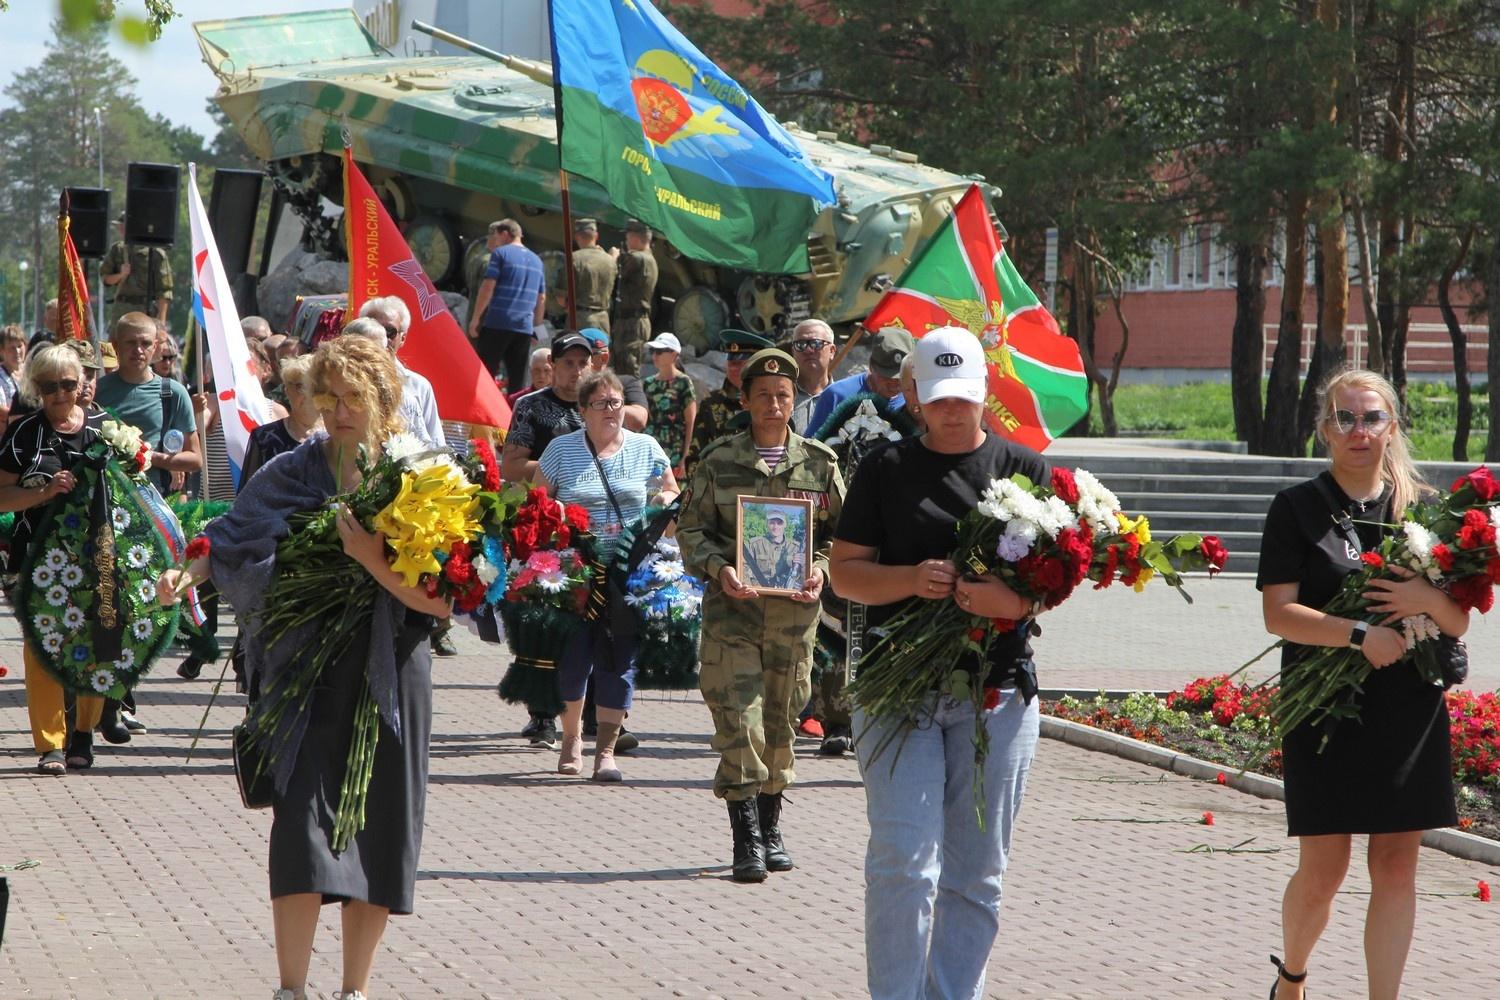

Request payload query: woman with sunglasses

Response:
[0,346,110,773]
[533,368,677,781]
[1257,367,1464,1000]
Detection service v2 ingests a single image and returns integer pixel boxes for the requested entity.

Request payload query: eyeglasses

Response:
[650,347,674,355]
[313,391,367,412]
[38,379,79,395]
[585,398,624,412]
[1329,408,1392,434]
[791,338,833,353]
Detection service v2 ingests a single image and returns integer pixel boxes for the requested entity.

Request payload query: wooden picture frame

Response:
[735,495,815,597]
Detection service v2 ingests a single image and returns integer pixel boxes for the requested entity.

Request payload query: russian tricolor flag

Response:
[187,162,274,489]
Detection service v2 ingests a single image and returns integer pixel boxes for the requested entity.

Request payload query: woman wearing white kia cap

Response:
[829,325,1048,999]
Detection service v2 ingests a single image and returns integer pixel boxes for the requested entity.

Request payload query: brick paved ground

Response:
[2,608,1498,999]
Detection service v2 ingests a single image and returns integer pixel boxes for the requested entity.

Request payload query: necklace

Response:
[1348,486,1385,514]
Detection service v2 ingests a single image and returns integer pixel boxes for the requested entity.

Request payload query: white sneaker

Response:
[333,992,367,1000]
[271,989,304,1000]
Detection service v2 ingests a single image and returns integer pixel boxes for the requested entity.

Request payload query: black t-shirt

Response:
[1256,471,1393,668]
[508,388,583,457]
[0,409,107,570]
[617,373,648,410]
[835,431,1050,684]
[241,419,303,485]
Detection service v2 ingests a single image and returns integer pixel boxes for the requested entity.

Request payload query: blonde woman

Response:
[1257,368,1464,1000]
[159,336,448,1000]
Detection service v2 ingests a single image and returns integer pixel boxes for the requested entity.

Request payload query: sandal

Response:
[65,730,94,770]
[1268,954,1308,999]
[36,749,66,776]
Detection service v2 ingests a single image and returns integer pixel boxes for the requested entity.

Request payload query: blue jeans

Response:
[557,618,637,711]
[853,685,1040,1000]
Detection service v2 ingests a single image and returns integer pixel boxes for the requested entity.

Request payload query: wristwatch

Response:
[1348,621,1369,649]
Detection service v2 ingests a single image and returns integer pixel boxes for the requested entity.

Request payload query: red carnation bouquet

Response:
[1250,466,1500,748]
[848,466,1227,823]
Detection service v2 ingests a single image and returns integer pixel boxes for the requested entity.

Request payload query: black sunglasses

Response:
[791,338,832,353]
[38,378,79,395]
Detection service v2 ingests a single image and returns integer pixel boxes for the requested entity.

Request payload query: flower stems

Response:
[332,679,381,853]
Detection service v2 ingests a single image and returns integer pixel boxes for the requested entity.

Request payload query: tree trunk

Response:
[1072,242,1115,436]
[1230,237,1268,451]
[1351,195,1382,376]
[1438,230,1474,461]
[1487,229,1500,461]
[1264,196,1310,456]
[1298,242,1330,451]
[1375,15,1412,380]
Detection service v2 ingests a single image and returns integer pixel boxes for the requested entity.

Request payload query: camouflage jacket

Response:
[684,381,745,476]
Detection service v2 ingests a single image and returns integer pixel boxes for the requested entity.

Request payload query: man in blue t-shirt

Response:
[96,312,202,496]
[466,218,546,394]
[805,326,913,437]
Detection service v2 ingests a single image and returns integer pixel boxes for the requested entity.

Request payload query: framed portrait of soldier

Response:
[736,495,814,597]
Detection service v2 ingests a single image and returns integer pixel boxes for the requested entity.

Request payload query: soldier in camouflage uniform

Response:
[683,327,772,477]
[677,348,845,883]
[611,219,657,376]
[101,216,173,324]
[570,218,616,334]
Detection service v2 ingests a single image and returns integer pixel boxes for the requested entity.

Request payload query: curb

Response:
[1040,715,1500,867]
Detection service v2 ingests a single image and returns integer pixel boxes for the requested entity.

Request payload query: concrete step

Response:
[1058,451,1479,484]
[1114,491,1273,515]
[1135,510,1266,533]
[1094,473,1304,495]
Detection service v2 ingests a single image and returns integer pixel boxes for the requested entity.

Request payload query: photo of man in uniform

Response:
[741,504,808,592]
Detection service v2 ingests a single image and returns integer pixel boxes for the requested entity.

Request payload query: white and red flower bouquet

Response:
[1256,467,1500,747]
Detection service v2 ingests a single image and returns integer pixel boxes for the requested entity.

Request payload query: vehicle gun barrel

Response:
[409,19,554,86]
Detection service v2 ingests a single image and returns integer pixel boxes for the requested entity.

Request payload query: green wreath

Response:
[15,442,182,698]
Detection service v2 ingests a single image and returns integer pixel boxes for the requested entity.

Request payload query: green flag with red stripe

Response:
[864,185,1088,451]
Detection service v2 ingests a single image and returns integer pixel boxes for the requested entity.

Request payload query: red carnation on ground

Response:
[0,663,8,678]
[1050,467,1080,505]
[983,686,1001,711]
[1478,880,1492,902]
[1200,811,1214,826]
[1200,536,1229,575]
[185,536,211,562]
[1360,552,1385,570]
[1215,772,1228,786]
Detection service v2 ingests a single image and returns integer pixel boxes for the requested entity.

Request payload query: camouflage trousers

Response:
[612,316,649,376]
[699,626,815,802]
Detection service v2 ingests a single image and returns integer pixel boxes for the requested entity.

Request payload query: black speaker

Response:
[65,186,111,258]
[208,168,264,278]
[125,162,180,246]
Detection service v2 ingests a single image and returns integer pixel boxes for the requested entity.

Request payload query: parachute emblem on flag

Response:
[389,257,447,322]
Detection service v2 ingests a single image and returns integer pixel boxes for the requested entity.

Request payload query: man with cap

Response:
[805,327,914,436]
[683,327,772,477]
[677,347,845,884]
[828,326,1048,1000]
[101,215,172,324]
[579,327,648,431]
[467,218,546,393]
[611,219,658,376]
[571,219,616,335]
[742,507,805,591]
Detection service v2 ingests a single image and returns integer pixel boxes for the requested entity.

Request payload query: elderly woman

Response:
[533,368,677,781]
[0,345,109,773]
[828,327,1047,999]
[1257,368,1463,1000]
[158,336,448,1000]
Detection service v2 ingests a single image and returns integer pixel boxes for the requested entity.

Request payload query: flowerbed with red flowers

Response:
[1046,675,1500,843]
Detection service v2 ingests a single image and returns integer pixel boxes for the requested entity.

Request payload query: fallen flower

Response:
[1215,772,1228,785]
[1201,811,1215,826]
[1458,817,1475,831]
[1478,880,1491,902]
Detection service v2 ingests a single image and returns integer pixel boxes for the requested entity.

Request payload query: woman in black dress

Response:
[1257,368,1465,1000]
[159,336,448,1000]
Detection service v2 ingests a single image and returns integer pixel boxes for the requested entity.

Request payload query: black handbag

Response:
[232,722,274,810]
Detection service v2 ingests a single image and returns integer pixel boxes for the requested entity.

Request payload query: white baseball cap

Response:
[646,332,682,352]
[913,326,987,405]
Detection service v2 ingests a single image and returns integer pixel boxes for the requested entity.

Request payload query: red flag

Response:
[342,148,511,429]
[57,192,92,342]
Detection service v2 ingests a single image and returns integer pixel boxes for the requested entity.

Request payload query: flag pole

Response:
[544,5,578,332]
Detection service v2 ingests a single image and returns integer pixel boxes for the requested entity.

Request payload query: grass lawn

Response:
[1081,380,1491,463]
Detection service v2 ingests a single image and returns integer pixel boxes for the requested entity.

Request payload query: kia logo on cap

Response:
[934,353,965,368]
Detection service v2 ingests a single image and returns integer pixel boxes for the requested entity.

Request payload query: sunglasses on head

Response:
[1329,408,1392,434]
[790,338,832,353]
[38,378,79,395]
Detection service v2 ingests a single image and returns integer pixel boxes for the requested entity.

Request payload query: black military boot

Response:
[727,798,767,883]
[757,791,793,872]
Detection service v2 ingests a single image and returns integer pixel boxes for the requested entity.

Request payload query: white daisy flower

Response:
[651,560,684,582]
[31,565,54,587]
[61,606,86,630]
[91,669,116,693]
[41,632,64,654]
[131,619,154,641]
[33,612,56,633]
[44,548,67,570]
[114,649,136,670]
[60,565,84,586]
[45,585,70,607]
[135,581,154,603]
[126,544,150,569]
[536,570,569,593]
[111,507,131,531]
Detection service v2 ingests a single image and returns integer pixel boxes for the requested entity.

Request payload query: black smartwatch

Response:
[1348,621,1369,649]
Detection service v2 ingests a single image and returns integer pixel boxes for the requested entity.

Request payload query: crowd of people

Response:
[1,209,1467,1000]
